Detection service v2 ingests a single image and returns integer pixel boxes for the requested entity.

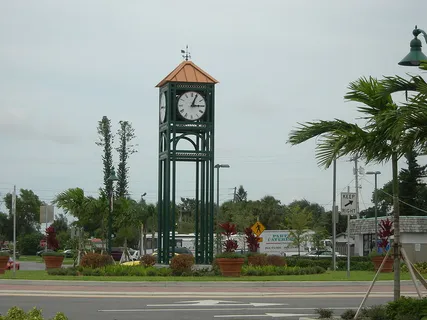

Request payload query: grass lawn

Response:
[18,255,74,265]
[0,270,423,282]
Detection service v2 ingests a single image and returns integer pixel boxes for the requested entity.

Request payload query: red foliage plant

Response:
[45,225,59,250]
[378,218,394,253]
[219,222,238,253]
[244,227,260,252]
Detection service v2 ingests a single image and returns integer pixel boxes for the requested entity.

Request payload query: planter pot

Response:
[0,255,9,274]
[42,255,65,269]
[216,258,245,277]
[371,256,394,273]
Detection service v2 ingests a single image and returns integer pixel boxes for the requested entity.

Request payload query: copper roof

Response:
[156,61,219,87]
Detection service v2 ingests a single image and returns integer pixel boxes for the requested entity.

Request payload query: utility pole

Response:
[233,187,237,203]
[350,155,360,218]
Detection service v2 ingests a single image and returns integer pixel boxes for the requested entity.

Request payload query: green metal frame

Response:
[158,82,215,264]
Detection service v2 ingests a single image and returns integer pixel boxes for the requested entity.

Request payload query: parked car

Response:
[305,250,346,258]
[36,249,54,256]
[6,258,20,270]
[63,249,76,258]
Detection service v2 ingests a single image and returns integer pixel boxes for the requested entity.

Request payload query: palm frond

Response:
[345,76,393,116]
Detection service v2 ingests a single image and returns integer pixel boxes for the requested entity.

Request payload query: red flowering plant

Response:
[215,222,242,258]
[371,218,394,256]
[41,225,64,257]
[244,227,260,253]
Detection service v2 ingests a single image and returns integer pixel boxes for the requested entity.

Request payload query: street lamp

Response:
[398,26,427,66]
[214,164,230,253]
[107,167,118,254]
[366,171,381,248]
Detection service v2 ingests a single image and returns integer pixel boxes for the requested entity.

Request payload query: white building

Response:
[349,216,427,262]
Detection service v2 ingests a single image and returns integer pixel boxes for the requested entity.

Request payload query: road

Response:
[0,280,425,320]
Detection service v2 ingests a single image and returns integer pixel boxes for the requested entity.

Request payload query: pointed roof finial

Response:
[180,45,191,61]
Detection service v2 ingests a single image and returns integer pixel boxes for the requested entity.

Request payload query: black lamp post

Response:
[399,26,427,66]
[107,167,118,254]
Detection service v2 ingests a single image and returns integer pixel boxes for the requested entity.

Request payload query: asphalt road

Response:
[2,280,424,319]
[0,295,393,320]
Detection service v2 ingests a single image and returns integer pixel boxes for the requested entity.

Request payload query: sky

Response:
[1,1,427,218]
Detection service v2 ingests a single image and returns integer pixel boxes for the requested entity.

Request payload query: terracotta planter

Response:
[216,258,245,277]
[371,256,394,273]
[42,255,65,269]
[0,255,9,274]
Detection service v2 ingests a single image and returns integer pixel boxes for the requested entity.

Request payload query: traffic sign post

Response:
[251,222,265,237]
[341,191,356,279]
[340,192,356,215]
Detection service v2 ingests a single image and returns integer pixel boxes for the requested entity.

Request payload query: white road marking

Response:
[147,300,286,307]
[214,313,314,318]
[98,307,355,312]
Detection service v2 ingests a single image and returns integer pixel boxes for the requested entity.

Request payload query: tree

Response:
[361,149,427,217]
[288,76,422,300]
[283,205,312,256]
[234,185,248,202]
[53,188,105,237]
[96,116,114,197]
[52,213,69,233]
[4,189,42,236]
[116,121,137,198]
[0,212,11,242]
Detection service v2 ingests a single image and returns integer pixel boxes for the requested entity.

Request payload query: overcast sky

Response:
[1,1,427,217]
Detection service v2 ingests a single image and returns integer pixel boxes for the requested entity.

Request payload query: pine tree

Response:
[116,121,137,197]
[96,116,114,196]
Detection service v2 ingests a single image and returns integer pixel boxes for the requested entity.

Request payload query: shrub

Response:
[170,254,194,275]
[360,305,387,320]
[241,265,325,276]
[140,254,156,267]
[157,267,172,277]
[386,296,427,319]
[267,255,287,267]
[340,309,356,319]
[247,254,268,266]
[17,232,43,255]
[80,253,113,269]
[218,222,238,252]
[0,306,68,320]
[244,227,260,252]
[314,308,333,319]
[45,225,59,250]
[402,262,427,274]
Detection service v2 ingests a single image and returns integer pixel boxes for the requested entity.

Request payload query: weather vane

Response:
[181,45,191,61]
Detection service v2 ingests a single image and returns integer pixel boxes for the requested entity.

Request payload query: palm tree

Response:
[288,76,417,300]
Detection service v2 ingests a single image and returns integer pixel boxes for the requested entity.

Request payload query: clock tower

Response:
[156,57,218,264]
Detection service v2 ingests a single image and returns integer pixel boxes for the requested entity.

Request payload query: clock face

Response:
[177,91,207,121]
[159,92,166,123]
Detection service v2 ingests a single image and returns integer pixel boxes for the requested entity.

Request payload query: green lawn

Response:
[0,270,422,282]
[18,255,74,265]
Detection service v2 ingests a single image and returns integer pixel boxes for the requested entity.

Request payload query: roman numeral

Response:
[199,110,203,113]
[180,109,184,113]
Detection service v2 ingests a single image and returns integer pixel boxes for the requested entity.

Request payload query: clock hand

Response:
[191,94,198,107]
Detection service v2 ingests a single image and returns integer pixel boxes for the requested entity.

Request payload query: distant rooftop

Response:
[349,216,427,235]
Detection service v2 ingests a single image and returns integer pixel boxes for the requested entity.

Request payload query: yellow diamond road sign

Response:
[251,221,265,236]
